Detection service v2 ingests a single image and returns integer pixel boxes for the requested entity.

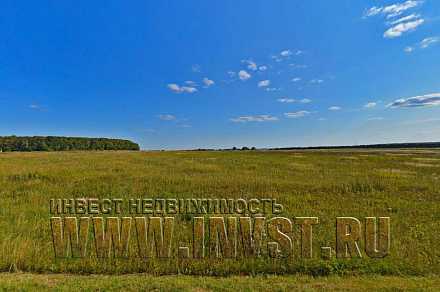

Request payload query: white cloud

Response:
[259,65,268,71]
[420,37,440,48]
[368,117,384,121]
[364,102,377,108]
[167,83,198,94]
[248,62,257,71]
[310,79,324,84]
[29,104,47,111]
[266,87,281,92]
[271,55,283,62]
[364,6,383,18]
[277,98,296,103]
[364,1,423,19]
[167,83,181,93]
[238,70,251,81]
[178,124,192,128]
[387,13,420,25]
[258,80,271,87]
[364,1,425,39]
[328,106,342,111]
[404,36,439,53]
[192,64,201,73]
[158,114,176,121]
[277,97,311,104]
[185,81,198,86]
[181,86,198,93]
[280,50,292,57]
[289,64,308,69]
[203,77,215,87]
[272,49,301,62]
[384,19,424,38]
[291,77,302,82]
[383,1,422,18]
[242,60,258,71]
[230,115,278,123]
[404,46,415,53]
[299,98,312,104]
[284,111,311,118]
[388,93,440,108]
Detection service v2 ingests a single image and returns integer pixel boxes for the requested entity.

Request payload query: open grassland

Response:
[1,273,440,291]
[0,149,439,277]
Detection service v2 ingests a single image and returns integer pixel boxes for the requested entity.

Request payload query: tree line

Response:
[271,142,440,150]
[0,136,140,152]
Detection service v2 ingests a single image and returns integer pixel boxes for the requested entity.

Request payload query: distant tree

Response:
[232,147,237,151]
[251,147,256,150]
[241,146,249,151]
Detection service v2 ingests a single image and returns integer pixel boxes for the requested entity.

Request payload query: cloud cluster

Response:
[388,93,440,108]
[271,49,302,62]
[231,109,314,123]
[328,106,341,111]
[364,102,377,108]
[258,80,271,88]
[367,117,384,121]
[284,111,311,118]
[387,13,420,25]
[158,114,176,121]
[289,64,307,69]
[242,60,268,72]
[168,76,216,93]
[167,83,198,94]
[420,37,439,48]
[384,19,424,38]
[203,77,215,88]
[230,115,279,123]
[277,98,311,104]
[280,50,292,57]
[157,114,192,128]
[405,36,439,52]
[265,87,281,92]
[364,1,425,39]
[191,64,201,73]
[238,70,251,81]
[364,1,423,19]
[29,104,48,111]
[223,48,305,87]
[310,79,324,84]
[242,60,257,71]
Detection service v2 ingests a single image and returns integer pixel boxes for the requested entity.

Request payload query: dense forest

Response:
[0,136,140,152]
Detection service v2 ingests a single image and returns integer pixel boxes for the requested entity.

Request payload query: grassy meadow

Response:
[0,273,439,291]
[0,149,439,288]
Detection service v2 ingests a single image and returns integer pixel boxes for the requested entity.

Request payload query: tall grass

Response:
[0,150,439,276]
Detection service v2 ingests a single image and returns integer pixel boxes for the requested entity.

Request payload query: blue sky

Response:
[0,0,439,149]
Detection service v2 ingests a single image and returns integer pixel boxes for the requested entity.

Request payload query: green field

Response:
[1,273,439,291]
[0,150,439,289]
